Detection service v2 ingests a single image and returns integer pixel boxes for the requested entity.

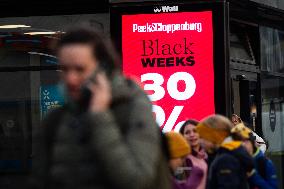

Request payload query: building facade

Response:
[0,0,283,188]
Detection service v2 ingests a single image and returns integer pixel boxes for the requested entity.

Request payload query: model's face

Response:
[58,44,98,100]
[183,124,200,148]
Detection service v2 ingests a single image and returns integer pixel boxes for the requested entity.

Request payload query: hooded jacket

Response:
[30,74,171,189]
[248,149,278,189]
[207,138,254,189]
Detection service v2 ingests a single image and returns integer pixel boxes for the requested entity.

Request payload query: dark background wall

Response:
[0,0,109,17]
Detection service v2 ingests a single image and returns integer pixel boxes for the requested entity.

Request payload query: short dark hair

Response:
[179,119,199,134]
[56,27,119,77]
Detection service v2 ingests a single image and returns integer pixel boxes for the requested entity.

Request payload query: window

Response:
[260,26,284,188]
[0,13,109,188]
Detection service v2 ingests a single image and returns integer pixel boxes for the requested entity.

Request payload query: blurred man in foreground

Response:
[30,28,170,189]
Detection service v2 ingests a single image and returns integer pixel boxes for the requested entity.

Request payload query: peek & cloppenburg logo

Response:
[154,5,178,13]
[133,22,202,33]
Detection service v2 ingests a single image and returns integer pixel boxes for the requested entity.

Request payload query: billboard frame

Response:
[110,0,231,117]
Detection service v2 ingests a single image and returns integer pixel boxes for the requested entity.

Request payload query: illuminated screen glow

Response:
[122,11,215,131]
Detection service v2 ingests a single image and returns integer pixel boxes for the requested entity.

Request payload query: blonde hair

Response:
[203,114,233,132]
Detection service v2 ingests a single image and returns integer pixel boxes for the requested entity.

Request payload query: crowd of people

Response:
[166,115,278,189]
[28,27,279,189]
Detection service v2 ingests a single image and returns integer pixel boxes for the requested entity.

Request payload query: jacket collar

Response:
[253,148,262,158]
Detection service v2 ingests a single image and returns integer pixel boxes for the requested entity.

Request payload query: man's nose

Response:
[65,71,80,86]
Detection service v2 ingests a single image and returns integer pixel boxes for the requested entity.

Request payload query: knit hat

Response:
[231,123,253,140]
[165,132,191,159]
[196,115,233,145]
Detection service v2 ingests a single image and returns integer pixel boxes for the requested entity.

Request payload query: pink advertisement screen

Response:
[122,11,215,131]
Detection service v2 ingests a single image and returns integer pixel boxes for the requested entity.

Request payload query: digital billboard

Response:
[122,11,215,131]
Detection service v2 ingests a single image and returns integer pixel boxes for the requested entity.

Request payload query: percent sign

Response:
[141,72,196,131]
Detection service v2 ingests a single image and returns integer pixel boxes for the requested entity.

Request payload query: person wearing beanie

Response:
[165,132,204,189]
[231,114,267,153]
[195,114,233,166]
[196,115,254,189]
[179,120,208,189]
[166,131,192,159]
[231,123,278,189]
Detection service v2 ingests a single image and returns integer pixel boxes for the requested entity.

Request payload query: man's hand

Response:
[88,72,112,113]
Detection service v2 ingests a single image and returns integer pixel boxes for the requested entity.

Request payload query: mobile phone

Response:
[77,70,99,112]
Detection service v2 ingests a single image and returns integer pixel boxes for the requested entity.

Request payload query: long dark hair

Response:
[179,119,201,157]
[179,119,199,135]
[56,27,120,78]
